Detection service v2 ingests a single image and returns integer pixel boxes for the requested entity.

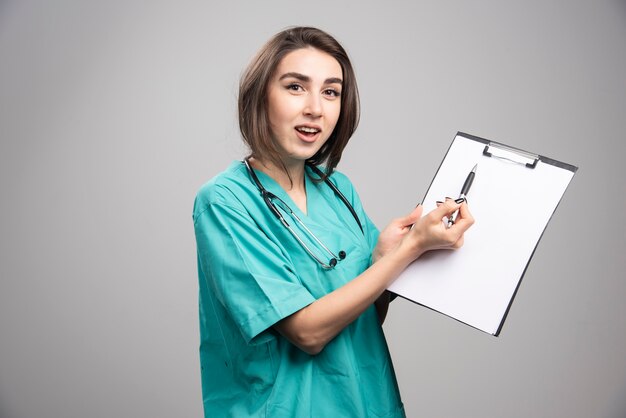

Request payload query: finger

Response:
[450,202,474,231]
[429,198,461,220]
[411,203,424,218]
[457,201,473,222]
[399,204,423,226]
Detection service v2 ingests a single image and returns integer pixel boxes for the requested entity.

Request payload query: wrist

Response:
[394,234,426,266]
[382,244,414,272]
[372,247,384,264]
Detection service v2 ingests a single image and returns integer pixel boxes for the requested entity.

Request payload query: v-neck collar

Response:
[245,162,319,221]
[238,160,368,252]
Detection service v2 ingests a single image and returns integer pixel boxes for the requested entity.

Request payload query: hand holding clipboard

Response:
[389,132,577,336]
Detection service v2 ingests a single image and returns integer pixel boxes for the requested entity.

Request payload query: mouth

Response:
[295,125,321,142]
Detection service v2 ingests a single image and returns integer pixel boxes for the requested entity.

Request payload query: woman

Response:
[193,26,473,417]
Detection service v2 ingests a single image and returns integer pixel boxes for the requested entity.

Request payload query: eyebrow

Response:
[278,72,343,85]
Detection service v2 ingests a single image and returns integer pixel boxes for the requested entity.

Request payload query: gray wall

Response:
[1,1,625,417]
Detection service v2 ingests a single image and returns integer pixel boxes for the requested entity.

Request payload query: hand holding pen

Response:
[447,164,477,227]
[411,196,473,256]
[386,167,476,259]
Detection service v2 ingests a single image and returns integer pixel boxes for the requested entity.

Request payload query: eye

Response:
[323,88,341,98]
[286,83,304,92]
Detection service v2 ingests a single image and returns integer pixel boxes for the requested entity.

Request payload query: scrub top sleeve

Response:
[194,200,316,345]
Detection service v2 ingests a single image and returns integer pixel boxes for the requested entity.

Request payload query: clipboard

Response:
[388,132,578,336]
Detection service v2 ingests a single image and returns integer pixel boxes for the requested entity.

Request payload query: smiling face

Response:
[266,47,343,168]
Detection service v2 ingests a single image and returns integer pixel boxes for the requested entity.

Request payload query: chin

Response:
[285,146,323,162]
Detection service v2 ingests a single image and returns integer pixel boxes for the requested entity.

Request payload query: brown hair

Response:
[238,26,360,180]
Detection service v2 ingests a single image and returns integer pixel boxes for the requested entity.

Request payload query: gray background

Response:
[1,1,625,417]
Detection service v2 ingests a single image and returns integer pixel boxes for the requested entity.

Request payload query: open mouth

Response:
[296,126,320,134]
[295,126,321,141]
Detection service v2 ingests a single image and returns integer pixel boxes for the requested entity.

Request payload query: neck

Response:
[249,157,306,192]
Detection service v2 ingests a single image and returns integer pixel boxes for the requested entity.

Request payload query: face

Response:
[266,47,343,167]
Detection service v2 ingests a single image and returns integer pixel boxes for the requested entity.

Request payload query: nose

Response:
[303,93,323,118]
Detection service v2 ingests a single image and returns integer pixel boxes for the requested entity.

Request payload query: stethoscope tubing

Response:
[242,158,362,269]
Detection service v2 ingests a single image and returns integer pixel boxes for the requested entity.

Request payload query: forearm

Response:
[274,249,412,355]
[274,199,473,355]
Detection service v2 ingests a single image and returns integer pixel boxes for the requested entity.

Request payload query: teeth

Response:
[297,126,319,133]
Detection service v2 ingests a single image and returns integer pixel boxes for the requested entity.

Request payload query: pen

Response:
[447,164,477,227]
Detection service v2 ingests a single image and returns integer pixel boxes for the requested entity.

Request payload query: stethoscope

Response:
[243,158,363,269]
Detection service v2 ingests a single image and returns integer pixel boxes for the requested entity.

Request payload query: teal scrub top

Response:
[193,161,405,418]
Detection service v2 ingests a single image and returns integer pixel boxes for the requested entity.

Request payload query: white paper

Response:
[388,134,576,335]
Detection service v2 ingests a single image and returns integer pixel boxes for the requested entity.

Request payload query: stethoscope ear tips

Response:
[327,251,346,268]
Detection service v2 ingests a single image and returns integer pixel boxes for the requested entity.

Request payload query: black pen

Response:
[447,164,477,227]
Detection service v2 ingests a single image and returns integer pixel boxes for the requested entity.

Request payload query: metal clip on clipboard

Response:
[482,142,540,169]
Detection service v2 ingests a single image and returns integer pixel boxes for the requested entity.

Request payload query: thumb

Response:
[400,204,423,226]
[431,198,461,219]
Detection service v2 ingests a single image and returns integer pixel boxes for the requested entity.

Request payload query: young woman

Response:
[193,26,473,417]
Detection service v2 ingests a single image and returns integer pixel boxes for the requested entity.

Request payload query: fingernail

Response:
[436,201,443,204]
[445,196,452,200]
[455,197,465,204]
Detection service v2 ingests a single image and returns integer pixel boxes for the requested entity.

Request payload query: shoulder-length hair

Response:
[238,26,360,180]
